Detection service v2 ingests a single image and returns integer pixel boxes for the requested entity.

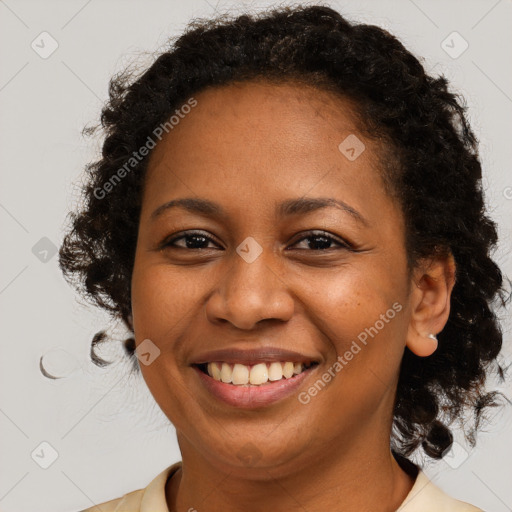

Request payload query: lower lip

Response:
[193,365,318,409]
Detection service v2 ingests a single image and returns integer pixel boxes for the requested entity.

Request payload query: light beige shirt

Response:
[80,461,483,511]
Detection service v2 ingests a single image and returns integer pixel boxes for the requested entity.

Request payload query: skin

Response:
[130,80,456,512]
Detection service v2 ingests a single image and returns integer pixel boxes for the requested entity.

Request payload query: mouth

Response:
[192,360,320,409]
[193,361,319,386]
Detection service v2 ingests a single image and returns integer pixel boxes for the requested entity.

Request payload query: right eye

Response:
[159,230,222,250]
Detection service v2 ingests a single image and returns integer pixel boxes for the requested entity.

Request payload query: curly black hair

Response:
[55,4,510,460]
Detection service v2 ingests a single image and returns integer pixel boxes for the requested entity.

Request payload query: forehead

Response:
[142,80,394,225]
[149,80,364,157]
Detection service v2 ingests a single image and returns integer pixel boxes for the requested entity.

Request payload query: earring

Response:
[426,333,438,355]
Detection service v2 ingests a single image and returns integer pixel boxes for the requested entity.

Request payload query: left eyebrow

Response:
[277,197,369,226]
[150,196,369,227]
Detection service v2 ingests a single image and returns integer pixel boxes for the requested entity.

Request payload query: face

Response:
[131,80,415,475]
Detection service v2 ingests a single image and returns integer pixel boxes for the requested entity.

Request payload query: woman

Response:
[57,4,508,511]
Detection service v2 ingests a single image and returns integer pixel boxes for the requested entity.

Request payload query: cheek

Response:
[305,260,405,331]
[130,263,201,427]
[308,263,408,376]
[131,263,203,337]
[297,272,407,430]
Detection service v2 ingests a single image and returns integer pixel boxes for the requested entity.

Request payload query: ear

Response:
[406,252,456,357]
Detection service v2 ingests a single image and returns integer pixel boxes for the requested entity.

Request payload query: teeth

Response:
[220,362,232,383]
[210,362,221,380]
[282,362,294,379]
[205,361,311,386]
[232,363,249,385]
[268,362,284,381]
[249,363,268,385]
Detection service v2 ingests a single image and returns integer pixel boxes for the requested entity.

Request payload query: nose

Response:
[205,248,295,330]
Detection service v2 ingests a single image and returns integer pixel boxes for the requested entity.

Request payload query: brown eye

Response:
[160,231,220,250]
[289,231,352,251]
[159,230,353,252]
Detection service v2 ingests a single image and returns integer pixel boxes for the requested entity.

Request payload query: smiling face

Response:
[130,80,420,475]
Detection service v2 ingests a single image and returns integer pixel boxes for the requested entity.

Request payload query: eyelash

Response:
[159,230,353,252]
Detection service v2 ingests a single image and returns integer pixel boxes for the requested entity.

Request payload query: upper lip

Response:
[190,347,320,366]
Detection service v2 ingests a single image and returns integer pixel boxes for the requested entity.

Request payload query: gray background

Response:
[0,0,511,511]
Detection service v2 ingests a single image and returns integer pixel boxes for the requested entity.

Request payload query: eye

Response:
[159,230,353,252]
[288,230,352,251]
[159,230,221,250]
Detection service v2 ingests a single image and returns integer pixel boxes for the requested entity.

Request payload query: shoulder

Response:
[77,461,182,512]
[79,489,143,511]
[397,469,484,512]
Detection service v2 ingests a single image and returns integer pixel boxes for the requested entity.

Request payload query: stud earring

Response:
[426,333,438,355]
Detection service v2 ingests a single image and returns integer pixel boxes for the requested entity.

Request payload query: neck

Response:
[166,435,416,512]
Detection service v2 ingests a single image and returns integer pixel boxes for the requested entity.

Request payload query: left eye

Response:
[160,230,351,251]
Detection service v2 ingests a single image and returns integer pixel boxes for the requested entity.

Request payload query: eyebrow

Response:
[150,197,369,226]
